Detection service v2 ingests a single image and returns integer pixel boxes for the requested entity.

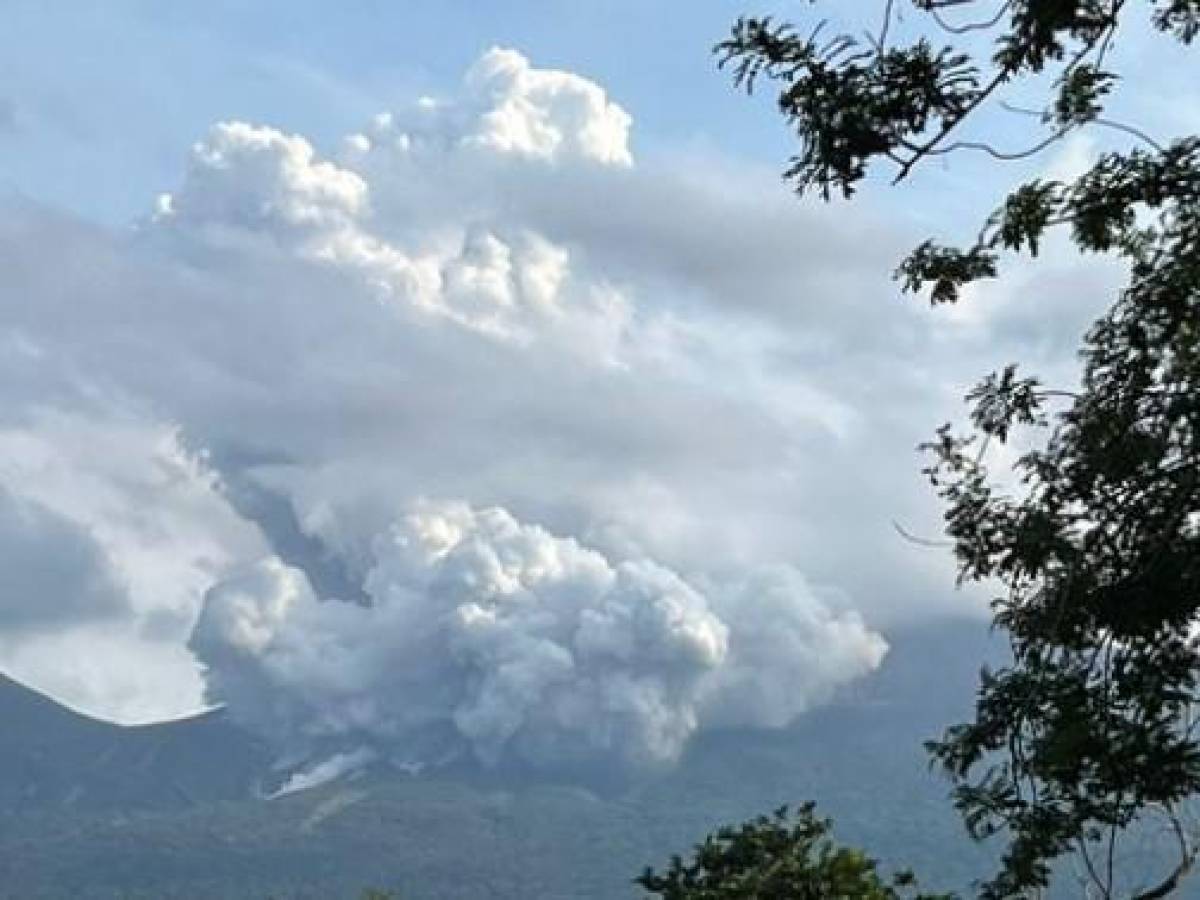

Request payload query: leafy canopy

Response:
[636,804,953,900]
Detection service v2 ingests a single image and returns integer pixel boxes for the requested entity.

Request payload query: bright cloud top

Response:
[348,47,634,167]
[460,46,633,165]
[154,71,634,347]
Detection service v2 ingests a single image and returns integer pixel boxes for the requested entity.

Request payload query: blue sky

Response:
[1,0,797,222]
[3,1,1191,224]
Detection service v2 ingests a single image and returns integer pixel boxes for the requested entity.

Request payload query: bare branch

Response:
[925,0,1012,35]
[892,68,1012,183]
[1131,805,1198,900]
[926,129,1069,162]
[1075,836,1112,899]
[878,0,898,51]
[893,1,1127,181]
[999,102,1167,154]
[1091,118,1168,154]
[891,519,953,548]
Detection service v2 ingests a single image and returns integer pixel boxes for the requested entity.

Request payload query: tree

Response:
[707,2,1200,898]
[636,803,953,899]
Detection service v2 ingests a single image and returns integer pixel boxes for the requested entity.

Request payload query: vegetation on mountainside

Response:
[0,635,999,899]
[636,803,953,899]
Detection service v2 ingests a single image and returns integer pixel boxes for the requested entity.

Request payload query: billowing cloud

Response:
[0,46,1106,754]
[154,115,633,349]
[343,46,633,168]
[191,501,884,771]
[459,47,632,166]
[159,120,368,234]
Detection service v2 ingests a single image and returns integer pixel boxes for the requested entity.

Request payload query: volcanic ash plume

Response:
[190,500,887,772]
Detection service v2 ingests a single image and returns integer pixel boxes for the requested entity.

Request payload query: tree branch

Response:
[892,68,1012,183]
[926,0,1012,35]
[1131,806,1198,900]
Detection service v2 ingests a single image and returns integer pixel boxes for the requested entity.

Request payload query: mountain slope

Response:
[0,674,270,813]
[0,619,1013,898]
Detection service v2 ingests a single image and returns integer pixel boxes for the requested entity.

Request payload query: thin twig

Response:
[892,520,953,548]
[927,0,1012,35]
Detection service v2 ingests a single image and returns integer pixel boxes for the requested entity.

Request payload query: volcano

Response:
[0,621,1007,899]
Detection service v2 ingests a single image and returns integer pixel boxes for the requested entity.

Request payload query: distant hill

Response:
[0,619,1072,899]
[0,674,270,813]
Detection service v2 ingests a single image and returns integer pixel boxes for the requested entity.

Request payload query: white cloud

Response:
[343,47,632,168]
[154,110,634,349]
[461,47,632,166]
[0,45,1108,752]
[191,501,884,770]
[161,120,368,234]
[0,411,265,720]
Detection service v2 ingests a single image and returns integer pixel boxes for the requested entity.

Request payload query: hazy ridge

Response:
[0,620,1004,899]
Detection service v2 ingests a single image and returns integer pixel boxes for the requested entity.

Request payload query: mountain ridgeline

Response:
[1,621,1012,898]
[0,675,270,813]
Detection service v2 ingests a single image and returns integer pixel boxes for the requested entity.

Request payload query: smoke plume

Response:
[3,46,978,746]
[191,501,886,771]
